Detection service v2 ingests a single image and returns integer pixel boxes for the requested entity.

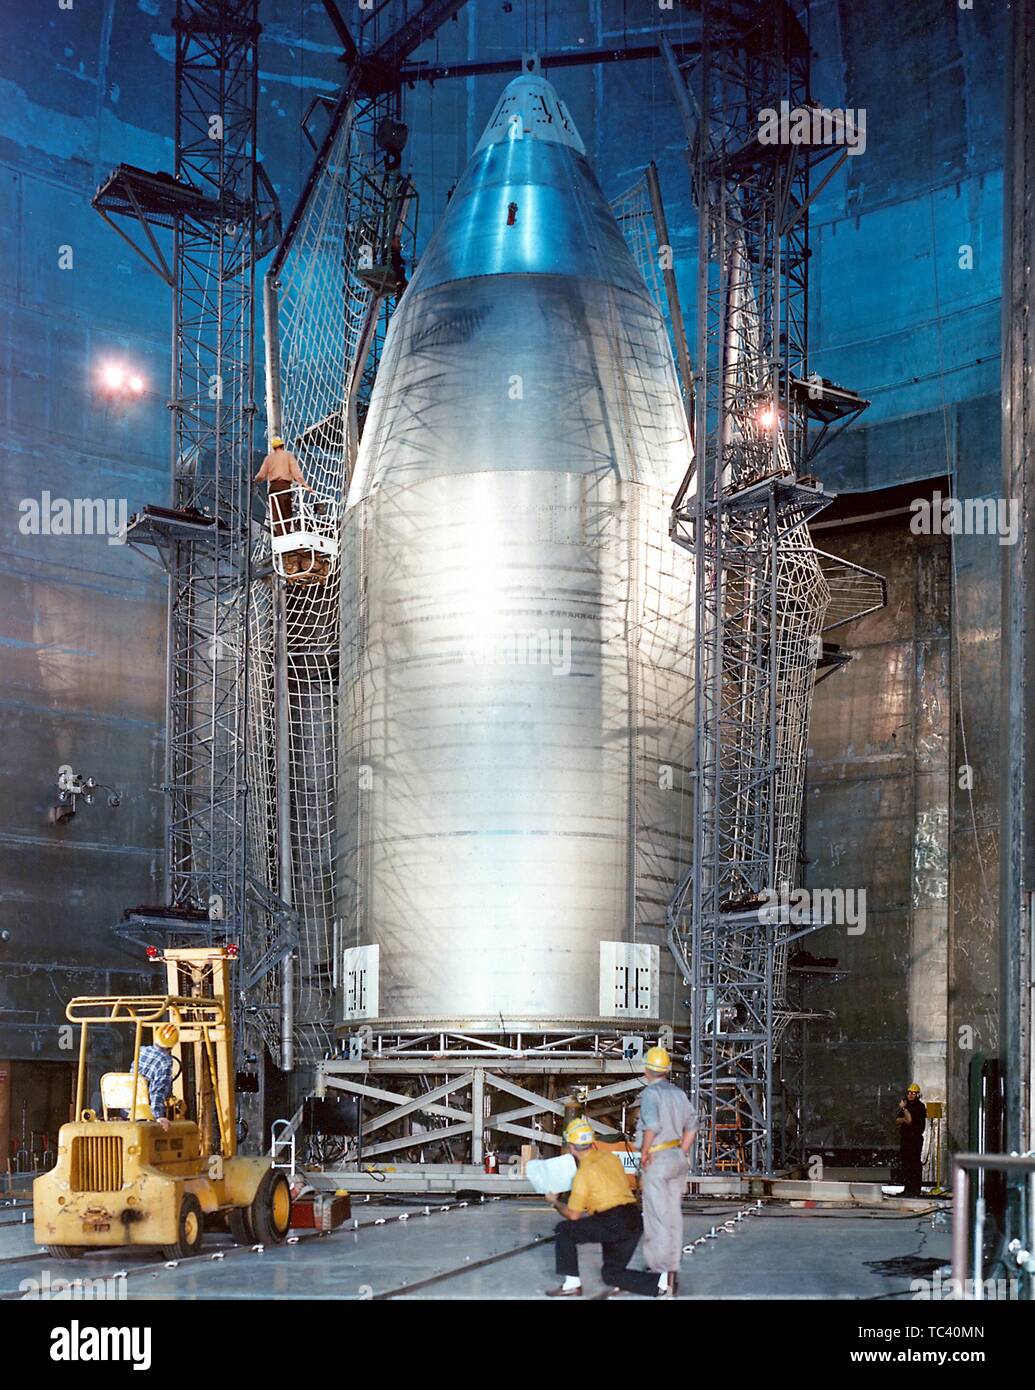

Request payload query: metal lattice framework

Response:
[251,3,462,1071]
[164,1,259,934]
[666,0,885,1174]
[92,3,293,1118]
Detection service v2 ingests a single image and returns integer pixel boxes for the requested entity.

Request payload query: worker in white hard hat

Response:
[544,1117,664,1299]
[635,1044,698,1297]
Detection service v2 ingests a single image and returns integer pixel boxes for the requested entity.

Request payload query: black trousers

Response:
[554,1204,659,1297]
[901,1144,924,1196]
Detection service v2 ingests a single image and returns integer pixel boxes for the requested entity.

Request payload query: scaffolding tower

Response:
[665,0,884,1173]
[253,0,467,1071]
[92,0,287,1069]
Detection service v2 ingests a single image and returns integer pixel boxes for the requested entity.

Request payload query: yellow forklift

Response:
[34,946,291,1259]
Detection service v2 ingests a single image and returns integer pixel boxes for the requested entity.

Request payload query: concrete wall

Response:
[803,504,950,1160]
[0,0,340,1062]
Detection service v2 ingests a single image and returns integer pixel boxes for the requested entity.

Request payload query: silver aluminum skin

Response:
[337,76,693,1031]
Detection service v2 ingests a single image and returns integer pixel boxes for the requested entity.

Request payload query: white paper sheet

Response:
[525,1153,578,1195]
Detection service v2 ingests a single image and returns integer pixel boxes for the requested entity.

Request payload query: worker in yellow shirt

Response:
[544,1118,663,1299]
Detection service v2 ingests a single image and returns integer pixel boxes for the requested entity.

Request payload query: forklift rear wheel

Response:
[251,1169,291,1246]
[228,1203,255,1245]
[162,1193,204,1260]
[46,1245,84,1259]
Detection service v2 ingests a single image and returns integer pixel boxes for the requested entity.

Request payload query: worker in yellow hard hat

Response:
[131,1022,180,1132]
[544,1117,663,1299]
[635,1043,698,1297]
[255,434,324,579]
[894,1082,927,1197]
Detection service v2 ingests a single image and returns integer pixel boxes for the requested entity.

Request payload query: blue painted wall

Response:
[0,1,1007,1075]
[0,0,342,1060]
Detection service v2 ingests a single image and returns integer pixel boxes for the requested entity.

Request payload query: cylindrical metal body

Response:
[337,76,693,1032]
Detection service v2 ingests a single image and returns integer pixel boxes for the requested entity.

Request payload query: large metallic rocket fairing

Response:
[337,75,694,1032]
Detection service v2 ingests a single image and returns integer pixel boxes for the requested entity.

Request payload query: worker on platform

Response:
[132,1023,179,1132]
[895,1082,927,1197]
[390,234,409,297]
[544,1118,663,1299]
[255,436,324,579]
[636,1045,698,1298]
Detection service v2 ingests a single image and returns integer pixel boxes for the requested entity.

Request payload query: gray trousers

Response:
[641,1147,688,1273]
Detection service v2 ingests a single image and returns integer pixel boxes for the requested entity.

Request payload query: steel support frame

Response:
[318,1059,646,1164]
[92,3,268,968]
[90,3,282,1114]
[668,0,826,1175]
[162,0,260,946]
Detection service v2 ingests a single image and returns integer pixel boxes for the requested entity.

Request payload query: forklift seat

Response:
[100,1072,154,1120]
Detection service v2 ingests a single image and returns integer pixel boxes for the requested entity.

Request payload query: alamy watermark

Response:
[758,885,867,935]
[20,1270,127,1301]
[463,628,572,677]
[758,100,866,156]
[18,492,127,546]
[910,491,1019,546]
[910,1271,1020,1301]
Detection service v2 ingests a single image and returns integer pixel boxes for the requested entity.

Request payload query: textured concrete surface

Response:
[804,510,953,1160]
[0,1198,953,1302]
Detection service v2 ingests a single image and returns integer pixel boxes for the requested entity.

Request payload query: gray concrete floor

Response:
[0,1198,951,1301]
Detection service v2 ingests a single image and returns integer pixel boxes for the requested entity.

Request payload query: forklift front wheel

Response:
[252,1169,291,1246]
[162,1193,204,1261]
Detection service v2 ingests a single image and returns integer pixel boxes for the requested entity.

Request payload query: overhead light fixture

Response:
[99,361,146,399]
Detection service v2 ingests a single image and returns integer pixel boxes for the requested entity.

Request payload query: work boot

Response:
[545,1283,583,1297]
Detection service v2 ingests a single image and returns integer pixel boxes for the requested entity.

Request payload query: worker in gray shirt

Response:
[635,1045,698,1297]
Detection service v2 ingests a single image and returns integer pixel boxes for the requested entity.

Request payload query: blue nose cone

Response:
[408,73,648,297]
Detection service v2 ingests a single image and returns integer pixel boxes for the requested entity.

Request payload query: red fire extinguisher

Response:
[484,1148,498,1174]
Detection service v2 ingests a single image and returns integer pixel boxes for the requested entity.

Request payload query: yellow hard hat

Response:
[270,435,284,448]
[644,1045,671,1073]
[563,1118,595,1148]
[156,1023,179,1048]
[907,1082,921,1093]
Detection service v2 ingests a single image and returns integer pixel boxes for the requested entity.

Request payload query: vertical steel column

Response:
[1001,0,1035,1162]
[668,0,845,1174]
[471,1068,485,1167]
[644,160,695,429]
[275,586,294,1074]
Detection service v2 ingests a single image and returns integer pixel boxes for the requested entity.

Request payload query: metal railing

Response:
[951,1152,1035,1299]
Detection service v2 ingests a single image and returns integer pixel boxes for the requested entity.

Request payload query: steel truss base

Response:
[313,1033,681,1174]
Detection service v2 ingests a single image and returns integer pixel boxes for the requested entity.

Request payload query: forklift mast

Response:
[161,948,237,1159]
